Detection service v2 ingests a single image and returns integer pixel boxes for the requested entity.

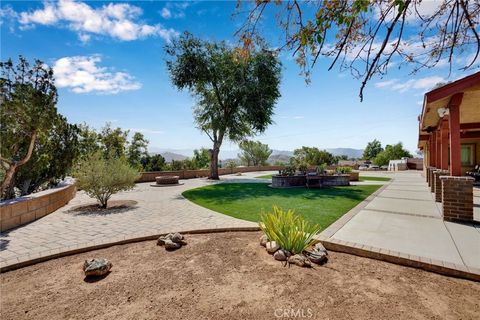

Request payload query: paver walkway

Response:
[322,171,480,274]
[0,172,278,269]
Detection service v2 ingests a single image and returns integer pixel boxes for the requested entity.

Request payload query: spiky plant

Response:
[259,206,322,254]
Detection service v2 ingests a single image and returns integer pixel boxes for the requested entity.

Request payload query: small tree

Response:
[363,139,383,160]
[141,154,166,172]
[238,140,272,166]
[75,152,139,208]
[166,33,281,179]
[293,147,334,166]
[192,148,210,169]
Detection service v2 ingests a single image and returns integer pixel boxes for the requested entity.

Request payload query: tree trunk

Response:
[209,147,220,180]
[0,131,37,199]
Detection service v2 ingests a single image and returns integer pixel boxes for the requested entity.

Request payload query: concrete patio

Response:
[319,171,480,279]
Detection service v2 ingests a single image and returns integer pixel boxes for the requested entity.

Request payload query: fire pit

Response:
[153,176,181,186]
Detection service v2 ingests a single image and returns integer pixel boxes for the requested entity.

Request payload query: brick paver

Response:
[0,172,274,269]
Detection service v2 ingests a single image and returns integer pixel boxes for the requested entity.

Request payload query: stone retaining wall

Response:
[136,165,285,183]
[0,184,76,232]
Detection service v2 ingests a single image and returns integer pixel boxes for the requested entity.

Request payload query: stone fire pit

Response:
[152,175,181,187]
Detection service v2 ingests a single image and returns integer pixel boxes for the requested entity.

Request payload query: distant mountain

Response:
[326,148,364,159]
[159,152,188,162]
[268,150,294,164]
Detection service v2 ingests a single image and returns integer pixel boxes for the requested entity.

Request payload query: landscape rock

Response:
[266,241,280,254]
[304,251,328,265]
[157,233,186,247]
[171,232,184,243]
[273,249,291,261]
[287,254,312,268]
[164,239,181,250]
[314,242,328,255]
[259,235,268,247]
[83,258,112,276]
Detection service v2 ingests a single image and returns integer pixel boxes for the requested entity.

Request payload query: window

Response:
[460,144,475,166]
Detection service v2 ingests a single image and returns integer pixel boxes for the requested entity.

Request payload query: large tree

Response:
[127,132,149,169]
[166,33,281,179]
[238,140,272,166]
[293,146,334,166]
[373,142,412,166]
[0,57,58,198]
[236,1,480,100]
[363,139,383,160]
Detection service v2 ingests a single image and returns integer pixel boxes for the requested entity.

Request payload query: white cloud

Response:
[17,0,178,42]
[160,8,171,19]
[293,116,305,120]
[374,76,446,93]
[53,55,142,94]
[128,128,164,134]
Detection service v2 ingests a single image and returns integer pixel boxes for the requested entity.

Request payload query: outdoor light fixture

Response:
[437,107,449,118]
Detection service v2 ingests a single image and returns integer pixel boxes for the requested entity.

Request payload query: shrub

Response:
[316,163,327,175]
[337,166,352,174]
[297,162,308,174]
[75,152,140,208]
[259,206,322,254]
[279,164,296,176]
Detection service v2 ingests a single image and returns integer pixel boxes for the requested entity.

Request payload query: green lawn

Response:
[358,176,391,182]
[182,183,381,229]
[255,174,273,179]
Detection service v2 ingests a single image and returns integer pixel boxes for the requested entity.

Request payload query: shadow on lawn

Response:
[183,183,375,205]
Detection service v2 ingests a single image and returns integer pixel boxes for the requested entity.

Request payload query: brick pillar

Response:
[429,167,437,191]
[440,176,474,222]
[433,170,449,202]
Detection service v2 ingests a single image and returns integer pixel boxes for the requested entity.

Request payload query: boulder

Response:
[273,249,291,261]
[304,251,328,265]
[287,254,312,268]
[157,233,186,246]
[259,235,268,247]
[164,239,182,250]
[171,232,184,243]
[266,241,279,254]
[314,242,328,255]
[83,258,112,276]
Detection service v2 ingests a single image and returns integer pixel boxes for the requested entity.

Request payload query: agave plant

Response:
[259,206,322,254]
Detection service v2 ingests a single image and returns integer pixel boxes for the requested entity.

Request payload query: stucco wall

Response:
[0,184,77,232]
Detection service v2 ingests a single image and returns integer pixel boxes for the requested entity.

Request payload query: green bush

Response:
[337,166,352,174]
[279,164,296,176]
[75,152,140,208]
[259,206,322,254]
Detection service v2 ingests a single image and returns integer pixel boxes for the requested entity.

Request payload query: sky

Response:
[1,0,478,156]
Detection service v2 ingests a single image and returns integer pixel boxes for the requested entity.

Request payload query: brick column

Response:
[429,167,437,192]
[440,176,474,222]
[433,170,449,202]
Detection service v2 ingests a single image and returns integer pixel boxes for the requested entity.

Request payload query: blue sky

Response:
[1,0,477,155]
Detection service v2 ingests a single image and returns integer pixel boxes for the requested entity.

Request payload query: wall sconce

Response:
[437,107,449,118]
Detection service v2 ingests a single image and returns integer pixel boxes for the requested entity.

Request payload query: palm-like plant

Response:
[259,206,322,254]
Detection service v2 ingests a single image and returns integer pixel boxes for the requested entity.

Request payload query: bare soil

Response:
[1,232,479,320]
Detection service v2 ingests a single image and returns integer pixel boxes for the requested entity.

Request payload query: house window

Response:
[460,144,475,166]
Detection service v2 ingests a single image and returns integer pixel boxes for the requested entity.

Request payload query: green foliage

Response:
[259,206,322,254]
[297,162,308,174]
[337,166,352,174]
[1,56,59,199]
[75,152,139,208]
[127,132,149,169]
[363,139,383,160]
[373,142,412,166]
[14,114,80,195]
[166,32,281,179]
[192,148,210,169]
[279,164,296,176]
[78,124,101,161]
[100,123,129,159]
[316,163,327,175]
[225,160,237,170]
[293,146,334,166]
[140,154,166,172]
[238,140,272,166]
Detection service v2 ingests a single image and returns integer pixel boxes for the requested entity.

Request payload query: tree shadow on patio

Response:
[67,200,139,216]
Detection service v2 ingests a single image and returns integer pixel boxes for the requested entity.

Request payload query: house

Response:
[417,71,480,222]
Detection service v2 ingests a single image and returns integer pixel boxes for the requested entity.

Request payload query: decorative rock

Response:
[314,242,328,255]
[273,249,291,261]
[164,239,181,250]
[266,241,279,254]
[287,254,312,268]
[83,258,112,276]
[259,235,268,247]
[304,251,328,265]
[171,232,184,243]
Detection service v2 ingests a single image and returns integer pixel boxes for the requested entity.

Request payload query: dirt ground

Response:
[1,231,479,320]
